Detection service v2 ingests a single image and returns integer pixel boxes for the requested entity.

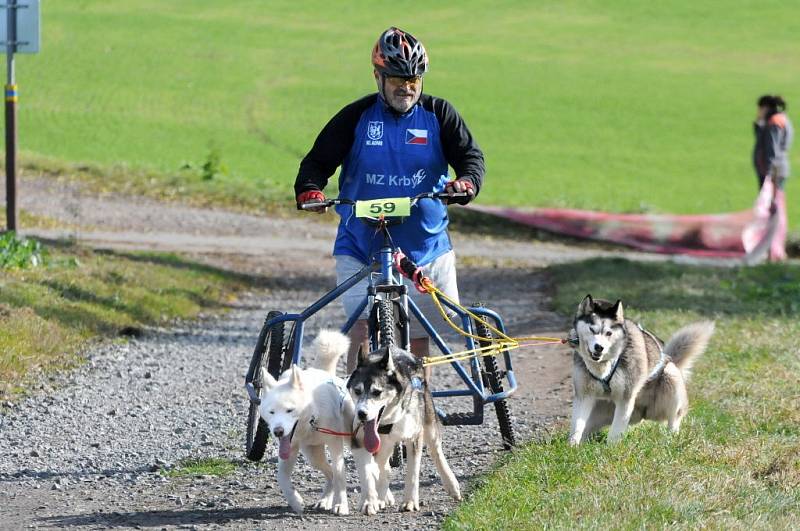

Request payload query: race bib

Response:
[354,197,411,218]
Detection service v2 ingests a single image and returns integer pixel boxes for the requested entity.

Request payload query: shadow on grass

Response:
[94,248,265,285]
[548,257,800,318]
[34,238,335,293]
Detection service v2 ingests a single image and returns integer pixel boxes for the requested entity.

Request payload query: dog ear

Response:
[263,372,278,390]
[289,364,304,390]
[612,299,624,322]
[578,294,594,315]
[356,344,368,367]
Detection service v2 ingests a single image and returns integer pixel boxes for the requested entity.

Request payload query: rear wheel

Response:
[473,314,517,450]
[246,311,285,461]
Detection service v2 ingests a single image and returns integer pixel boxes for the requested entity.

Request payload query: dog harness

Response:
[306,379,354,437]
[639,324,669,384]
[583,355,622,394]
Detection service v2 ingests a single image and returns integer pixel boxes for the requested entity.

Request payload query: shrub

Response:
[0,231,47,269]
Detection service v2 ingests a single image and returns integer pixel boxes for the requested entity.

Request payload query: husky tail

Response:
[310,329,351,375]
[663,321,715,381]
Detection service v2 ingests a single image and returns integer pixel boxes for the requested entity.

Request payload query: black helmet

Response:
[371,27,428,77]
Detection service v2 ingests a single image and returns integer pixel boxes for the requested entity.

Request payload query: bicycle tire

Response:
[373,298,406,467]
[245,311,285,461]
[279,322,296,375]
[473,314,517,450]
[375,298,396,349]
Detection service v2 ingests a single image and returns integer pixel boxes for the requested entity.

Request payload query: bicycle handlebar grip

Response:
[300,202,329,210]
[398,257,419,280]
[393,252,430,293]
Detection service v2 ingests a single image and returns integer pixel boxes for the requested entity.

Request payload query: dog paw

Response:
[382,490,395,507]
[288,493,304,514]
[568,436,581,447]
[400,500,420,512]
[359,499,379,515]
[313,496,333,511]
[332,503,349,515]
[446,485,462,501]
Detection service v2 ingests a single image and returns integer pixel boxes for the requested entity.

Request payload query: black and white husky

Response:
[346,345,462,514]
[569,295,715,445]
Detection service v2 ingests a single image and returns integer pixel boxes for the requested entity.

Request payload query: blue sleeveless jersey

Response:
[295,93,485,267]
[334,99,451,266]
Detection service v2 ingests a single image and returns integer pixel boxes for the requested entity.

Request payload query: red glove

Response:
[444,179,475,205]
[393,251,429,293]
[296,190,326,213]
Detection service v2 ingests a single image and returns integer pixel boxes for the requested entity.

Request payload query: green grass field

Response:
[0,242,251,399]
[6,1,799,226]
[446,259,800,529]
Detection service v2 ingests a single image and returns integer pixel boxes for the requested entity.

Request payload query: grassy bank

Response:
[6,1,799,227]
[0,241,252,399]
[446,259,800,529]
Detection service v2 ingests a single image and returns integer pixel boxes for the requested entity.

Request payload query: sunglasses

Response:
[385,75,422,87]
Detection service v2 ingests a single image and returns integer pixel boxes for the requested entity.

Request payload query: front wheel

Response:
[246,311,286,461]
[372,298,407,467]
[373,298,396,349]
[473,313,517,450]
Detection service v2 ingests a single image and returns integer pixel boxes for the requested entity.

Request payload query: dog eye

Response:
[605,331,612,337]
[286,409,294,413]
[269,410,274,415]
[353,388,363,396]
[371,389,382,397]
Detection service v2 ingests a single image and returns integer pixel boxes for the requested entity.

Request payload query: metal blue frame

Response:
[244,221,517,422]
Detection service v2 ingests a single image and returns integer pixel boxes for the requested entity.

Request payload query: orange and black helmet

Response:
[371,27,428,77]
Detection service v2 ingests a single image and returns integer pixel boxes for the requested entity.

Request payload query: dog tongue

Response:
[278,435,292,460]
[364,419,381,455]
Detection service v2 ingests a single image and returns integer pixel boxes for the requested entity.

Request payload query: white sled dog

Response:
[347,344,462,514]
[259,330,357,515]
[568,295,714,445]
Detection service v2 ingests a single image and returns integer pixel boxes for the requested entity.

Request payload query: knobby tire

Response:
[374,298,407,467]
[473,315,517,450]
[246,310,285,461]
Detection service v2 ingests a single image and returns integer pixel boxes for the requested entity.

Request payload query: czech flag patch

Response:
[405,129,428,145]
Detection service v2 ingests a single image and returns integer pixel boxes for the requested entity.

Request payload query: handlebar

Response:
[299,191,468,211]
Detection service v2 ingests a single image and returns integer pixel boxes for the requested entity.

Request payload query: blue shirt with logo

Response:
[295,93,485,267]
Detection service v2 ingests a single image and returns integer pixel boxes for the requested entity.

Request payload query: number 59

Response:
[370,201,396,214]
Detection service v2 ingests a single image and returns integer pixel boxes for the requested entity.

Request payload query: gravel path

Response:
[0,176,654,530]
